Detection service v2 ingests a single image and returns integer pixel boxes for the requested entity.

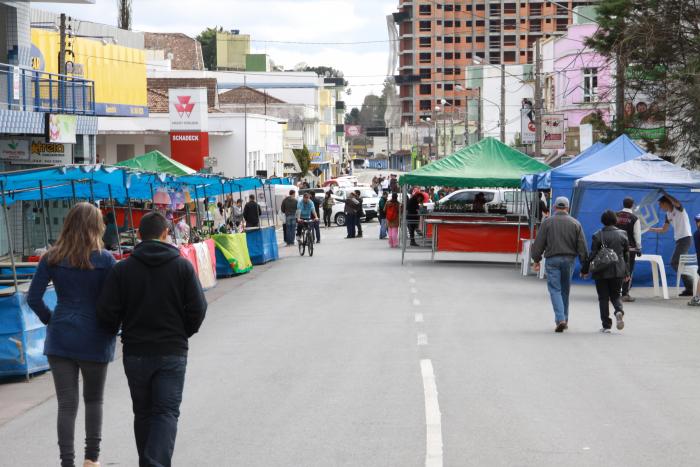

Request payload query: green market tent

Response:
[399,137,550,188]
[115,150,197,176]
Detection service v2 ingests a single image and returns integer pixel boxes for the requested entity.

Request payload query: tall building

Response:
[392,0,597,125]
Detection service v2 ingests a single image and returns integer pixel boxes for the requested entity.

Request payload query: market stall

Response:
[399,138,550,263]
[212,233,253,277]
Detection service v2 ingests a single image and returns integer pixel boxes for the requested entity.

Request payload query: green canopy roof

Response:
[115,150,196,176]
[399,137,550,188]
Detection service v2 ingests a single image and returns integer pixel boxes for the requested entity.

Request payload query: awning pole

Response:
[1,182,19,293]
[125,187,137,247]
[89,179,95,204]
[401,184,408,264]
[228,184,235,226]
[107,185,122,257]
[149,184,156,212]
[70,180,77,205]
[193,186,202,230]
[38,181,50,248]
[268,184,276,226]
[516,189,522,267]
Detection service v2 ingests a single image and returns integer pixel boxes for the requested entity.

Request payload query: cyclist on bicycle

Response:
[296,193,319,243]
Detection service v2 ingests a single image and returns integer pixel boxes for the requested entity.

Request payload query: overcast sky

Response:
[34,0,397,105]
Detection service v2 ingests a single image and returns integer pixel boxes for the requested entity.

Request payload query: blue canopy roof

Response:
[521,142,606,191]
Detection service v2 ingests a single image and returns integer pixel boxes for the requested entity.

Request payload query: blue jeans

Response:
[545,255,575,324]
[379,218,388,239]
[123,355,187,467]
[284,215,297,245]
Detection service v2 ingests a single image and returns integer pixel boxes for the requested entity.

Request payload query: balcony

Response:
[0,63,95,115]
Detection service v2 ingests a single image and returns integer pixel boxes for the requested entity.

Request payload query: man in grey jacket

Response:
[531,196,588,332]
[280,190,298,246]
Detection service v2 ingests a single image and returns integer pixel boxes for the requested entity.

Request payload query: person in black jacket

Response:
[97,212,207,467]
[582,210,630,333]
[243,194,262,228]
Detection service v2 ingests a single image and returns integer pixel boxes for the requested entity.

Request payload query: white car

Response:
[425,188,527,215]
[330,187,381,226]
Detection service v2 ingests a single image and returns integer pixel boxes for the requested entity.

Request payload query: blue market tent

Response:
[572,154,700,285]
[521,142,606,191]
[534,135,645,202]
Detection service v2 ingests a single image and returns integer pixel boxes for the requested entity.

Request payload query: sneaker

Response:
[680,290,694,297]
[615,311,625,330]
[563,321,568,330]
[600,328,612,334]
[687,296,700,306]
[555,321,566,333]
[621,295,635,303]
[410,240,419,247]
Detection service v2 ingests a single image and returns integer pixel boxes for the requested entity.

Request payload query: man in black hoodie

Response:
[97,212,207,467]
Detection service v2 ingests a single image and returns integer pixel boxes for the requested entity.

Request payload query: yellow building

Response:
[216,31,250,71]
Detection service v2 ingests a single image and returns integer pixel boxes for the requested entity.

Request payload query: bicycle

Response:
[297,219,316,257]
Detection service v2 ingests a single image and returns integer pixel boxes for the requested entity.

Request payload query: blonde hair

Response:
[46,202,106,269]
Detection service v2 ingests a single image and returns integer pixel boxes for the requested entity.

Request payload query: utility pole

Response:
[58,13,67,75]
[477,87,482,142]
[500,64,506,143]
[534,39,543,158]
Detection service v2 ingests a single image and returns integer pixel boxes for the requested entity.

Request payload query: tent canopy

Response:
[550,135,645,200]
[399,137,550,188]
[521,141,606,191]
[115,150,196,176]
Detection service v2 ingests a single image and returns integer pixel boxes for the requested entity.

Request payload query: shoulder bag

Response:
[590,230,619,273]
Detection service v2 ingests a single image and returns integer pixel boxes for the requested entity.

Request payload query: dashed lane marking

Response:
[412,298,421,306]
[420,359,443,467]
[415,313,424,323]
[417,333,428,346]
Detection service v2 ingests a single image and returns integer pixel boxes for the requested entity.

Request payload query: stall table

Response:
[245,226,279,265]
[212,233,253,277]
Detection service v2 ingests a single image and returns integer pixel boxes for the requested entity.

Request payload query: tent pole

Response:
[515,189,522,267]
[38,181,50,248]
[228,184,235,227]
[70,180,77,205]
[193,186,202,230]
[263,186,271,227]
[1,182,19,293]
[202,186,209,233]
[268,184,276,227]
[149,184,156,212]
[107,185,122,257]
[125,187,137,247]
[401,184,408,264]
[89,179,95,204]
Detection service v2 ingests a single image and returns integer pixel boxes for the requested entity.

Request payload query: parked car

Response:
[425,188,527,215]
[331,187,380,226]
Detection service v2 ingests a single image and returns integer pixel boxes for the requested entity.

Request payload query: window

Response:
[455,69,461,75]
[455,52,461,59]
[419,37,431,47]
[444,36,454,44]
[583,67,598,102]
[476,4,485,11]
[476,36,485,43]
[420,84,432,95]
[455,37,461,43]
[454,99,461,106]
[420,68,432,79]
[444,52,454,60]
[419,4,431,14]
[466,36,473,43]
[444,68,454,75]
[476,20,485,27]
[419,21,431,31]
[455,20,461,27]
[444,83,454,91]
[419,52,431,63]
[436,52,443,57]
[445,20,453,27]
[420,100,432,110]
[466,21,472,27]
[455,4,461,11]
[445,4,453,12]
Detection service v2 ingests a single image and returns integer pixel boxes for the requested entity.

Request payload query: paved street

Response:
[3,222,700,466]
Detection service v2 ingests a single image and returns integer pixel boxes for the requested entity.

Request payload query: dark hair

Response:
[623,197,634,209]
[289,189,295,196]
[249,194,256,201]
[236,198,242,204]
[391,193,398,201]
[659,195,671,205]
[601,210,618,226]
[139,212,169,241]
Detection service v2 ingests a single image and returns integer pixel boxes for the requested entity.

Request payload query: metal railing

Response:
[0,63,95,115]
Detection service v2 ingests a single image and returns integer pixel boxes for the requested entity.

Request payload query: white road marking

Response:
[417,333,428,346]
[415,313,424,323]
[409,277,417,284]
[411,287,418,294]
[420,359,443,467]
[412,298,421,306]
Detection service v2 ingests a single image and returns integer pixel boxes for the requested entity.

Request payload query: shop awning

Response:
[399,137,550,188]
[115,150,196,176]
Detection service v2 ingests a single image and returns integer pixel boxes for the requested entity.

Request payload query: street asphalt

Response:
[2,221,700,466]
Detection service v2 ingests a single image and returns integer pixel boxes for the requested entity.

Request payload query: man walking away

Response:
[243,194,262,228]
[688,214,700,306]
[309,192,321,243]
[616,197,642,302]
[280,190,298,246]
[406,192,422,247]
[354,190,364,238]
[649,192,694,296]
[531,197,588,333]
[378,191,388,239]
[385,193,401,248]
[344,193,359,239]
[97,212,207,467]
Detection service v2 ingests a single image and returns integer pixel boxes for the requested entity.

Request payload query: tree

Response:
[586,0,700,164]
[292,145,311,177]
[345,107,360,124]
[295,64,349,86]
[196,27,222,71]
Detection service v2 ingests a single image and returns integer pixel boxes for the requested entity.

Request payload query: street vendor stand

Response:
[399,138,549,264]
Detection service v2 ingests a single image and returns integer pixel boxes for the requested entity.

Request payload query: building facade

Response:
[392,0,597,125]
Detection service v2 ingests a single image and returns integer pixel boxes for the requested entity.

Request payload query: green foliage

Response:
[345,107,360,124]
[196,27,223,71]
[292,145,311,177]
[301,65,349,86]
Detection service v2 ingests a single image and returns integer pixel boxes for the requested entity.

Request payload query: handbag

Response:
[590,231,619,273]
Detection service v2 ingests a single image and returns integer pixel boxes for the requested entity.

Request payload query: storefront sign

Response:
[520,108,536,144]
[170,132,209,171]
[12,66,20,101]
[344,125,362,137]
[46,114,77,144]
[169,88,208,132]
[541,114,565,149]
[326,144,341,162]
[28,138,72,165]
[0,139,29,161]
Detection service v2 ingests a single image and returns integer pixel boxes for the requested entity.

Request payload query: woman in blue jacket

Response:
[28,202,117,467]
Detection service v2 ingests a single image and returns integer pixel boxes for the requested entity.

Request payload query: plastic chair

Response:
[677,254,699,294]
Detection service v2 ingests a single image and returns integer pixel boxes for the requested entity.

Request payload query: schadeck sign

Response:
[171,134,200,142]
[168,88,208,132]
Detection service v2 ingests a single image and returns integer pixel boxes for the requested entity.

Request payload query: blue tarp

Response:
[521,142,606,191]
[246,226,279,265]
[0,288,56,378]
[265,177,294,185]
[571,154,700,286]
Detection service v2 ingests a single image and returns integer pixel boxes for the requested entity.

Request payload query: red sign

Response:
[344,125,362,137]
[169,132,209,171]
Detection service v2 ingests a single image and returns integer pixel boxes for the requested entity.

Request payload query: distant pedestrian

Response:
[28,203,116,467]
[280,190,298,246]
[322,191,335,228]
[308,192,321,242]
[378,191,389,239]
[389,175,399,193]
[649,192,694,296]
[688,214,700,307]
[531,196,589,333]
[243,194,262,228]
[406,192,423,247]
[97,212,207,467]
[355,189,364,238]
[344,192,360,239]
[297,193,319,243]
[386,193,401,248]
[381,176,390,192]
[616,197,642,302]
[233,198,244,231]
[582,210,630,333]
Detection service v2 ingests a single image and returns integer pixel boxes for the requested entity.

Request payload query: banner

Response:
[521,102,536,144]
[46,114,77,144]
[326,144,341,162]
[169,88,208,132]
[28,138,73,165]
[541,114,565,149]
[344,125,362,137]
[0,139,29,161]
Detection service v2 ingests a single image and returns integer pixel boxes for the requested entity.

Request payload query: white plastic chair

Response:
[677,254,699,295]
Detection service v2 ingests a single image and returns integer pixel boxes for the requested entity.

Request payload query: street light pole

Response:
[500,64,506,143]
